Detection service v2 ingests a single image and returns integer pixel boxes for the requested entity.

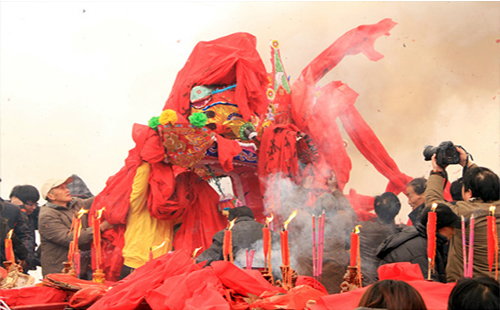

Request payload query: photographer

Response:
[425,145,500,282]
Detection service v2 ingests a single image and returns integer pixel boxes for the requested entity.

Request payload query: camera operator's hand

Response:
[457,146,473,168]
[431,154,446,173]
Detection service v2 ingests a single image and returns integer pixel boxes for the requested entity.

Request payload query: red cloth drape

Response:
[291,18,397,130]
[312,262,456,310]
[173,173,227,252]
[163,32,269,121]
[0,286,67,307]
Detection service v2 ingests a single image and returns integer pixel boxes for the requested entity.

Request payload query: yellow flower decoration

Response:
[159,109,178,125]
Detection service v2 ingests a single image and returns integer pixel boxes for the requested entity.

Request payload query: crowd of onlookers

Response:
[0,144,499,309]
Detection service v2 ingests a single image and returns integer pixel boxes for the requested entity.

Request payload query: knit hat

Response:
[228,206,254,221]
[420,203,461,230]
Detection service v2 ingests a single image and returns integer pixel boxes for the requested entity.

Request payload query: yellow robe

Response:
[122,161,175,268]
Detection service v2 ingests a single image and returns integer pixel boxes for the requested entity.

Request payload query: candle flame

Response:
[192,246,203,257]
[96,207,105,219]
[283,209,298,230]
[228,218,236,230]
[266,213,274,226]
[431,203,438,212]
[152,240,168,252]
[6,229,13,239]
[77,208,88,219]
[354,225,362,234]
[490,205,496,216]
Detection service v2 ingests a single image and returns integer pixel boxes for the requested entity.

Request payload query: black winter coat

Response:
[196,216,279,267]
[376,222,448,283]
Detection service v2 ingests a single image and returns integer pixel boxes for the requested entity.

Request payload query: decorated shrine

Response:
[0,18,461,310]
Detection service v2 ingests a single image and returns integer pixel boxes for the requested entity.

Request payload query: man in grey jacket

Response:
[38,176,112,278]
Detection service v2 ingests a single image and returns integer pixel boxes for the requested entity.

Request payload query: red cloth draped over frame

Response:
[289,18,411,214]
[91,124,226,281]
[162,32,269,121]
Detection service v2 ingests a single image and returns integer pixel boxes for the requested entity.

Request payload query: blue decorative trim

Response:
[202,102,239,111]
[212,84,237,94]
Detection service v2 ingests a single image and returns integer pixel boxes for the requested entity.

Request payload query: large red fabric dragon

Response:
[90,18,416,282]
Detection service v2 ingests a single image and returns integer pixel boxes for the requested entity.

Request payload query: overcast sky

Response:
[1,1,499,221]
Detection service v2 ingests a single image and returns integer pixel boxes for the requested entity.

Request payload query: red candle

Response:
[487,214,495,274]
[350,231,358,267]
[487,206,498,279]
[4,229,15,262]
[263,214,273,269]
[281,210,297,266]
[223,219,235,262]
[468,214,475,277]
[427,204,438,280]
[263,227,270,266]
[282,230,289,266]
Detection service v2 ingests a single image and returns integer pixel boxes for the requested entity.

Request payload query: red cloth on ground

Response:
[0,286,67,306]
[311,262,456,310]
[250,285,327,310]
[146,269,229,310]
[89,251,203,310]
[163,32,269,121]
[210,261,285,297]
[295,275,329,295]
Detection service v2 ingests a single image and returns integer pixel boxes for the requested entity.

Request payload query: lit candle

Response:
[350,225,361,267]
[468,214,475,278]
[93,208,105,270]
[461,215,467,277]
[4,229,15,262]
[192,246,202,262]
[427,203,438,280]
[150,240,167,262]
[281,209,297,266]
[223,219,235,263]
[73,208,88,276]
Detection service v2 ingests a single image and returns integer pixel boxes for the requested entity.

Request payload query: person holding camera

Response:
[425,144,500,282]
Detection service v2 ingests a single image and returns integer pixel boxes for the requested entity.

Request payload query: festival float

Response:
[0,18,463,309]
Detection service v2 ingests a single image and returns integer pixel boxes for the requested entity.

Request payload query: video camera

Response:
[423,141,464,167]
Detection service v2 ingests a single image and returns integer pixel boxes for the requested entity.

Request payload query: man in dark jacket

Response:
[359,192,404,285]
[196,206,277,268]
[376,203,460,282]
[9,185,41,271]
[0,199,28,265]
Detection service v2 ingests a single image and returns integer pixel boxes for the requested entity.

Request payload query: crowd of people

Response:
[0,145,498,309]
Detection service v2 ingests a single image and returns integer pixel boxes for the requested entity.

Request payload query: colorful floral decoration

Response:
[148,116,160,130]
[189,112,208,128]
[159,109,178,126]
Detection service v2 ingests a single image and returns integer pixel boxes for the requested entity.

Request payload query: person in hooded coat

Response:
[376,203,460,283]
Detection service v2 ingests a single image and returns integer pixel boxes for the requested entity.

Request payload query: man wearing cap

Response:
[39,176,112,278]
[376,203,461,282]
